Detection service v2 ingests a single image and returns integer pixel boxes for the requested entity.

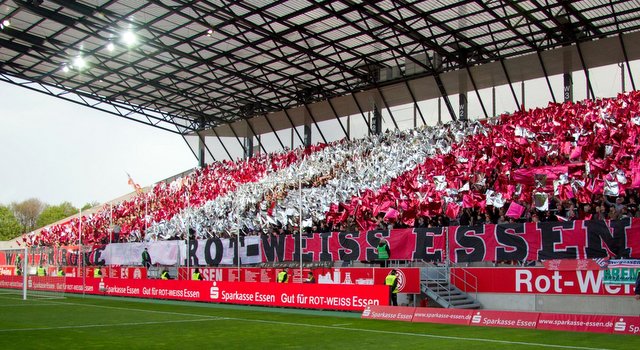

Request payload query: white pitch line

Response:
[38,300,226,319]
[37,300,613,350]
[0,318,226,333]
[233,318,612,350]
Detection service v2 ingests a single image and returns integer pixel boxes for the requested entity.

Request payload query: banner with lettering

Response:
[450,267,638,296]
[4,218,639,266]
[603,259,640,284]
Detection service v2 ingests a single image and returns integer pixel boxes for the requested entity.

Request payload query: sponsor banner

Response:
[0,275,387,311]
[178,267,421,293]
[608,259,640,268]
[604,259,640,285]
[0,266,16,276]
[412,307,473,325]
[537,313,620,334]
[543,259,605,271]
[361,305,415,322]
[468,310,539,329]
[451,268,637,296]
[366,307,640,335]
[611,316,640,335]
[107,267,147,280]
[603,267,640,285]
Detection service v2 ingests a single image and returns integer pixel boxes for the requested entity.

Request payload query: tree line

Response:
[0,198,99,241]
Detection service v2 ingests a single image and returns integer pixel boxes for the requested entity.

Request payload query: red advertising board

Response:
[451,267,637,296]
[412,307,473,325]
[468,310,539,329]
[537,313,627,334]
[0,266,15,275]
[0,275,388,311]
[360,307,640,335]
[543,259,604,271]
[361,306,415,322]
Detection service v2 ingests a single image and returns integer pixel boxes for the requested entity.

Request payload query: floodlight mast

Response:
[79,208,85,296]
[299,176,303,280]
[22,247,27,300]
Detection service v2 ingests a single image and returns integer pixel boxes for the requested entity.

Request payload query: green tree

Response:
[36,202,78,228]
[0,205,23,241]
[81,201,100,211]
[11,198,44,232]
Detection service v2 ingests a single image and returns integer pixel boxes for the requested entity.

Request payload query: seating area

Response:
[26,91,640,246]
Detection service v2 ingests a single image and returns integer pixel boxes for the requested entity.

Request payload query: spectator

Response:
[376,238,390,267]
[304,271,315,284]
[141,248,152,269]
[635,271,640,300]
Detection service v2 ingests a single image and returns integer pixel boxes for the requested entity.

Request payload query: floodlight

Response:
[106,42,115,51]
[2,19,10,27]
[122,30,136,46]
[73,56,85,69]
[207,29,213,36]
[62,65,69,73]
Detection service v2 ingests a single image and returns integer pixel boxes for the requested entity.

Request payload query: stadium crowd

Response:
[25,91,640,246]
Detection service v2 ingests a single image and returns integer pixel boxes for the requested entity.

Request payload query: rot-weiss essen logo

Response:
[395,269,406,291]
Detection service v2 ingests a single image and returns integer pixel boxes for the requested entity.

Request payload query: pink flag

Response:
[505,202,525,219]
[384,208,399,221]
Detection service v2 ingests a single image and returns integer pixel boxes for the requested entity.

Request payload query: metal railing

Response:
[450,266,478,300]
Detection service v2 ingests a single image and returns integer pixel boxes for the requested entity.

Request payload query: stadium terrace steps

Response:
[421,281,481,310]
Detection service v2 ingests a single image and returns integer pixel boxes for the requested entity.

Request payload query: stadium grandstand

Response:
[2,0,640,326]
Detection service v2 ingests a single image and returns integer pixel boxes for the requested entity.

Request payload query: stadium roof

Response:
[1,0,640,137]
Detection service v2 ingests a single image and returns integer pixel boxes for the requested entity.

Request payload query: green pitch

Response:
[0,290,638,349]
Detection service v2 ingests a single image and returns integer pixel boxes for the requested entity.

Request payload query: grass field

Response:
[0,290,638,349]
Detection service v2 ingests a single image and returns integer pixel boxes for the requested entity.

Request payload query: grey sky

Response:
[0,80,196,208]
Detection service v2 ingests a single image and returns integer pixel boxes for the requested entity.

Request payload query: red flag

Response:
[445,202,460,219]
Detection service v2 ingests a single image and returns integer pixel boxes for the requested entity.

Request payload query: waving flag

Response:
[127,172,143,194]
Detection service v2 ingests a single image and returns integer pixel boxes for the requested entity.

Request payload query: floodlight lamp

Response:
[106,42,115,51]
[62,65,69,73]
[207,29,213,36]
[2,19,10,27]
[73,56,85,69]
[122,30,136,46]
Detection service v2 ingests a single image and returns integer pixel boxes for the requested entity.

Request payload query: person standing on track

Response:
[385,269,399,306]
[192,268,204,281]
[634,271,640,300]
